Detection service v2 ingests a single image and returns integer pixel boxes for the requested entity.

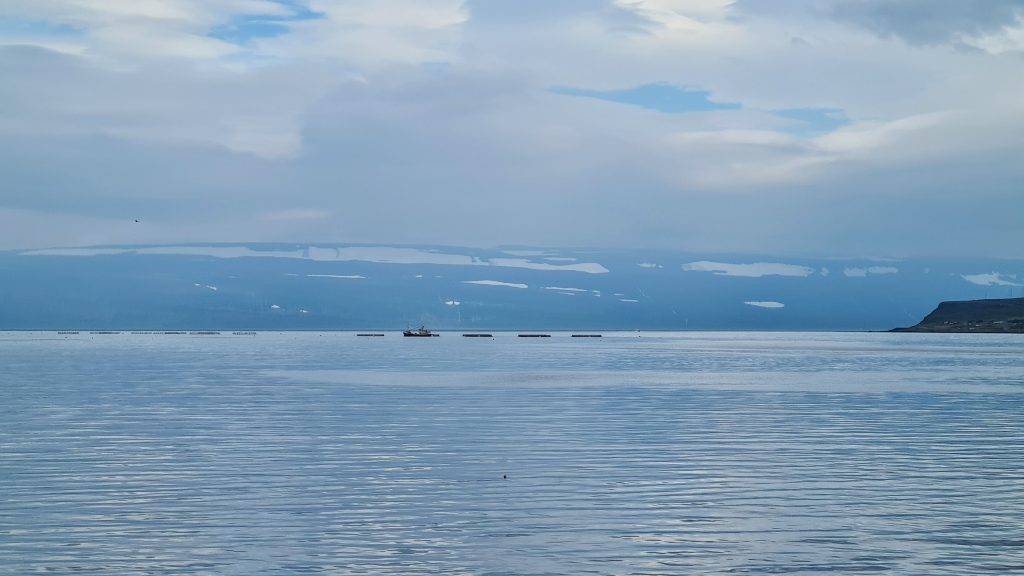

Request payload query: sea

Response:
[2,331,1023,575]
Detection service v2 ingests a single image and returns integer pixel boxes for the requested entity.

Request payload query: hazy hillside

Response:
[893,298,1024,333]
[2,244,1022,331]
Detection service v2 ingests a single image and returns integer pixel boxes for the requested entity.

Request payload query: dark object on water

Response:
[233,331,257,336]
[463,333,493,337]
[357,333,385,337]
[503,474,507,480]
[190,331,221,335]
[403,326,439,337]
[518,334,551,338]
[571,334,602,337]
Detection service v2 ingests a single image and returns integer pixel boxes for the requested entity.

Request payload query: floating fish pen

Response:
[163,331,187,335]
[518,334,551,338]
[232,331,257,336]
[90,331,121,335]
[463,333,493,337]
[131,331,154,335]
[57,331,79,335]
[190,331,221,335]
[357,333,385,337]
[571,334,602,338]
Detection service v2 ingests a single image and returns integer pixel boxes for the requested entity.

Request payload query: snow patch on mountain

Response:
[961,272,1022,287]
[745,301,785,309]
[463,280,529,289]
[684,261,815,278]
[307,274,366,279]
[844,266,899,277]
[488,258,607,274]
[23,245,607,274]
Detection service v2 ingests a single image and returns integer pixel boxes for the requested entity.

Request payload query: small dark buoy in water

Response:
[503,474,507,480]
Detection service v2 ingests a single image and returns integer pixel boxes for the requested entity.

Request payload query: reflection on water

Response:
[2,332,1023,574]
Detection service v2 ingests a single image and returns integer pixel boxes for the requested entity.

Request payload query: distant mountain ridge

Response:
[892,298,1024,333]
[2,243,1023,331]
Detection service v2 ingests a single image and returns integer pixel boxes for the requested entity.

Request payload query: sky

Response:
[1,0,1023,257]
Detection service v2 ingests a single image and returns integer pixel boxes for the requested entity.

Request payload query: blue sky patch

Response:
[208,0,323,45]
[772,108,849,136]
[550,83,741,114]
[0,18,82,39]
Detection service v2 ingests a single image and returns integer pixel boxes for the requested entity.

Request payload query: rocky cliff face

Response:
[892,298,1024,333]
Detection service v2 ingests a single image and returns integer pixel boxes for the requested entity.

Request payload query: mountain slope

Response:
[2,244,1022,330]
[892,298,1024,333]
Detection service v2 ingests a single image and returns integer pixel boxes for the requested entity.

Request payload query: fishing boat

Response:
[403,326,438,337]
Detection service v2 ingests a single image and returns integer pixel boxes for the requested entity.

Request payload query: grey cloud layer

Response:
[0,1,1022,256]
[831,0,1024,45]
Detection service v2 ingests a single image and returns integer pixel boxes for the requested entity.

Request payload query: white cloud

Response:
[961,272,1022,287]
[258,0,467,68]
[3,2,1024,257]
[683,261,816,277]
[745,301,784,308]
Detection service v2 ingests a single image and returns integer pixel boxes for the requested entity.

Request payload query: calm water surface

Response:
[2,331,1023,575]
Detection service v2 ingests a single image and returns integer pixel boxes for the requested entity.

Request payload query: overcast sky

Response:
[1,0,1023,256]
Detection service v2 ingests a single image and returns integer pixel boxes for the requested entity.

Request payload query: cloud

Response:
[961,272,1023,287]
[771,108,849,136]
[259,208,331,221]
[2,1,1024,258]
[829,0,1024,47]
[683,261,816,277]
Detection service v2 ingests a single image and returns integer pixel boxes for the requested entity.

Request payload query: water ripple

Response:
[2,332,1023,574]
